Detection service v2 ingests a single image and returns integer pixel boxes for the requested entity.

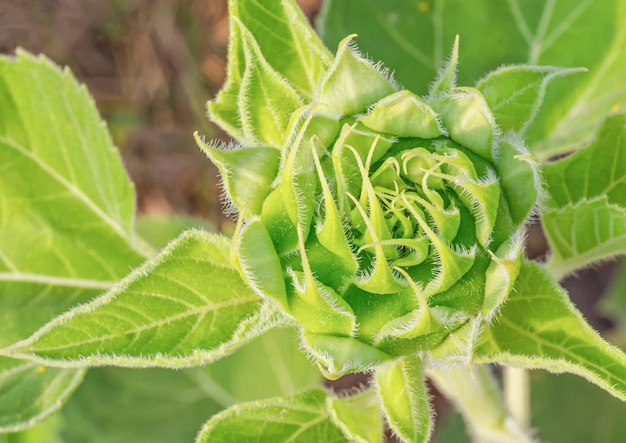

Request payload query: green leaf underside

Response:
[0,51,150,345]
[543,197,626,278]
[233,18,303,147]
[0,52,149,431]
[0,51,149,286]
[375,356,431,443]
[0,358,84,433]
[542,113,626,276]
[319,0,626,159]
[2,231,282,368]
[543,113,626,208]
[209,0,333,142]
[228,0,332,98]
[196,388,348,443]
[476,261,626,402]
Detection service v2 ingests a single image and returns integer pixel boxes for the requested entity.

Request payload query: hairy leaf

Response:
[0,51,149,430]
[476,65,582,134]
[209,0,333,142]
[59,328,319,443]
[543,197,626,279]
[195,388,348,443]
[374,356,431,443]
[0,358,83,433]
[543,113,626,207]
[0,51,150,287]
[228,0,332,97]
[476,261,626,402]
[2,231,283,368]
[542,113,626,277]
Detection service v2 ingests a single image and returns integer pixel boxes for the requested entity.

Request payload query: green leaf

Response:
[205,328,321,403]
[195,388,348,443]
[318,0,626,159]
[318,0,452,95]
[228,0,332,98]
[237,219,290,310]
[374,356,432,443]
[542,113,626,277]
[1,413,65,443]
[476,65,582,134]
[208,0,334,142]
[0,51,149,430]
[476,261,626,402]
[59,328,320,443]
[435,411,472,443]
[211,18,302,146]
[0,358,83,433]
[327,389,384,443]
[0,51,150,286]
[531,371,626,443]
[2,231,284,368]
[543,197,626,279]
[543,113,626,208]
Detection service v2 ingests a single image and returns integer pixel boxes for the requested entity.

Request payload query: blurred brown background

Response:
[0,0,322,232]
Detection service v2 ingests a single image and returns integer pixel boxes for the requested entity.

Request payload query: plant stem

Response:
[504,367,530,428]
[428,364,534,443]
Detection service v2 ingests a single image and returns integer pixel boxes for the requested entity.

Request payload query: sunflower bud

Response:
[199,33,539,379]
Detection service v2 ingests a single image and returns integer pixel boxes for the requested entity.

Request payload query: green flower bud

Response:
[200,35,539,379]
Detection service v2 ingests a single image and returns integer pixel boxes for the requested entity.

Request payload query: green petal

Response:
[209,19,302,146]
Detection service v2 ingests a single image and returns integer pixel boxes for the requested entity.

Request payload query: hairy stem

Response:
[428,364,534,443]
[504,367,531,428]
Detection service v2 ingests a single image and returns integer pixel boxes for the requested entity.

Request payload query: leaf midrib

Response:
[0,272,114,289]
[0,136,137,249]
[495,311,626,391]
[13,294,259,354]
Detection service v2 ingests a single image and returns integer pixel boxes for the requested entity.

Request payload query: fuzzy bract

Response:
[200,32,539,379]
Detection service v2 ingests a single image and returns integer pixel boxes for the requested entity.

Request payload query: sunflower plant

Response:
[1,0,626,442]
